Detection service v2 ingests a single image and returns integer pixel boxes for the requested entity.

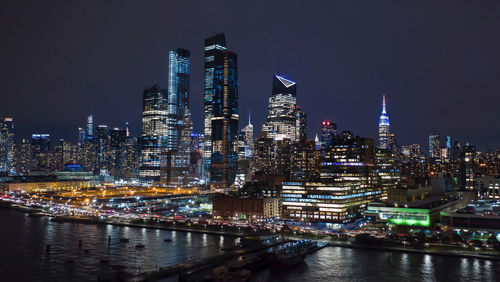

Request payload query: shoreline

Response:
[3,204,500,263]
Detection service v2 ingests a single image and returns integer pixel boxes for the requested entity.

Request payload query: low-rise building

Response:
[212,195,280,220]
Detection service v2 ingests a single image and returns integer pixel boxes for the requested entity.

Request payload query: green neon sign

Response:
[388,217,430,227]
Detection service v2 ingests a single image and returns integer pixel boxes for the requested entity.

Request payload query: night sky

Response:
[1,1,499,150]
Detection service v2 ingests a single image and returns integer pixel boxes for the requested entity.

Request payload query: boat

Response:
[163,238,173,242]
[270,250,306,268]
[135,244,145,248]
[120,238,129,243]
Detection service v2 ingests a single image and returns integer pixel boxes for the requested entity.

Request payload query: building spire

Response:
[382,95,387,114]
[248,110,252,126]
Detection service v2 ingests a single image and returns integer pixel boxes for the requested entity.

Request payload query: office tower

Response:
[95,125,109,172]
[31,134,51,171]
[461,143,476,190]
[295,106,307,141]
[241,112,254,159]
[446,136,452,159]
[203,33,227,179]
[320,121,337,151]
[161,48,192,187]
[109,127,127,176]
[262,75,298,141]
[203,33,239,187]
[378,95,390,149]
[77,127,85,148]
[289,140,319,181]
[375,147,401,200]
[0,117,14,174]
[123,136,140,178]
[190,133,204,180]
[282,132,380,223]
[14,138,32,175]
[86,115,94,143]
[139,85,168,183]
[429,134,440,158]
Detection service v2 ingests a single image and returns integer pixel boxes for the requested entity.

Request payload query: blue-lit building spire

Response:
[378,95,390,148]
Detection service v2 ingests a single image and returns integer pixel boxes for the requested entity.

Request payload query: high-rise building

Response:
[31,134,51,171]
[14,138,32,175]
[461,143,476,190]
[375,147,401,200]
[240,112,254,159]
[86,115,94,143]
[320,121,337,151]
[282,132,381,223]
[0,117,14,174]
[446,136,452,159]
[429,134,440,159]
[262,75,299,141]
[139,85,168,183]
[160,48,192,187]
[77,127,85,148]
[95,125,109,172]
[203,33,227,180]
[203,33,239,187]
[295,106,307,141]
[378,95,390,149]
[109,127,127,176]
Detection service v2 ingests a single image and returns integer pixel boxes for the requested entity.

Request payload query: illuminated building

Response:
[240,112,254,159]
[281,132,382,223]
[461,143,476,190]
[320,121,337,152]
[203,33,239,187]
[289,140,319,181]
[139,84,168,183]
[203,33,226,180]
[295,106,307,141]
[446,136,453,159]
[262,75,299,141]
[212,195,280,220]
[109,127,127,176]
[95,125,109,172]
[77,127,85,148]
[378,95,390,149]
[31,134,51,171]
[14,139,32,175]
[85,115,94,143]
[429,134,440,159]
[160,48,192,187]
[375,147,401,200]
[477,176,500,199]
[0,117,14,174]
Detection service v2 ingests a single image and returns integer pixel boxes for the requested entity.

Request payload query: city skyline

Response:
[1,1,499,151]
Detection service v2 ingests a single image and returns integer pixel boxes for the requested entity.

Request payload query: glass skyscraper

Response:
[429,134,440,159]
[203,33,239,187]
[262,75,300,141]
[161,48,192,187]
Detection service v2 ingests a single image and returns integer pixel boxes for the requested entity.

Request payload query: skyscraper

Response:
[320,121,337,151]
[262,75,298,141]
[203,33,239,187]
[203,33,227,180]
[241,111,254,159]
[139,85,168,183]
[378,95,390,149]
[429,134,440,159]
[161,48,192,187]
[86,115,94,143]
[31,134,51,171]
[446,136,452,159]
[0,117,14,174]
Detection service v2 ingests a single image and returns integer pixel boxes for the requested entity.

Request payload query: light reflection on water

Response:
[0,209,237,281]
[251,245,500,282]
[2,209,500,282]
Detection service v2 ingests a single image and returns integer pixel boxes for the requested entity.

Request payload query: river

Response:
[0,209,499,281]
